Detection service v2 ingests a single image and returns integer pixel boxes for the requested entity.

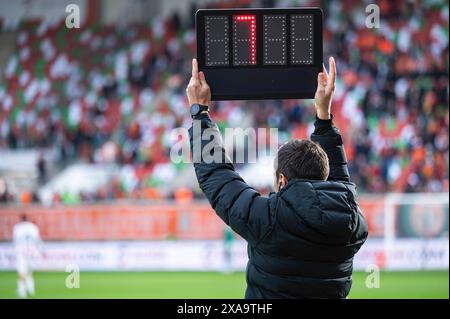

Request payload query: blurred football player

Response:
[13,214,43,298]
[222,226,234,274]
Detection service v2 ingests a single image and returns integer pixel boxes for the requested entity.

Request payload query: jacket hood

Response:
[275,179,359,245]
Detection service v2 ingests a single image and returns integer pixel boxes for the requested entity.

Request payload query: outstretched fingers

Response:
[328,57,336,91]
[192,58,199,80]
[317,72,327,91]
[198,71,208,87]
[322,63,329,78]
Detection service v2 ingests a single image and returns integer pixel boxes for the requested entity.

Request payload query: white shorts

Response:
[16,254,30,276]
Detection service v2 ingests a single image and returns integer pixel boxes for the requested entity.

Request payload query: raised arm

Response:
[186,59,273,245]
[310,57,350,182]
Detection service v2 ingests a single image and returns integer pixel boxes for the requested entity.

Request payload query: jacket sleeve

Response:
[189,113,273,245]
[310,116,351,182]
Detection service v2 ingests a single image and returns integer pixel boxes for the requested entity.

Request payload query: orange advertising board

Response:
[0,199,384,240]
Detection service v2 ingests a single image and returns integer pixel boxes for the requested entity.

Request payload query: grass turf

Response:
[0,271,448,299]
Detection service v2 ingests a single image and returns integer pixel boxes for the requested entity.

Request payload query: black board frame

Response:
[196,7,323,101]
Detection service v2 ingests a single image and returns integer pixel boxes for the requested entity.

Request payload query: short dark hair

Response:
[275,139,329,181]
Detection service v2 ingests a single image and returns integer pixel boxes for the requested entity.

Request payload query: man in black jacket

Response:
[187,57,368,298]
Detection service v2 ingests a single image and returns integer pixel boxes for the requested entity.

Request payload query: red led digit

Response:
[234,15,256,65]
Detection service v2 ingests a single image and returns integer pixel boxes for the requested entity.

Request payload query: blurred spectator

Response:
[37,152,47,185]
[0,178,13,202]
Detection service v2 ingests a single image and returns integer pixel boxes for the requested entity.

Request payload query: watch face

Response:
[191,104,200,116]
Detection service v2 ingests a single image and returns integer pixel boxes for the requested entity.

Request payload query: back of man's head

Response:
[275,139,329,181]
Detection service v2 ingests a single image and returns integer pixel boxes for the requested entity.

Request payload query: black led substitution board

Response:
[196,8,323,101]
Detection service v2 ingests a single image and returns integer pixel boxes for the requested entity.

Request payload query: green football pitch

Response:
[0,271,448,299]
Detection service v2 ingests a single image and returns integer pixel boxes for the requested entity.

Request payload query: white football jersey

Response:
[13,221,42,256]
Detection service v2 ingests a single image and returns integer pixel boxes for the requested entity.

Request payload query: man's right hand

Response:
[186,58,211,106]
[314,56,336,120]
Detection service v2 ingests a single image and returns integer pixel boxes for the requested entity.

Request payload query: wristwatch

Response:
[190,104,209,119]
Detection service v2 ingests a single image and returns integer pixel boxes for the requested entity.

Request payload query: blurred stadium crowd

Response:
[0,0,448,204]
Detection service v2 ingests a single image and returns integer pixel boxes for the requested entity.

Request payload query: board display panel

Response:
[196,8,322,100]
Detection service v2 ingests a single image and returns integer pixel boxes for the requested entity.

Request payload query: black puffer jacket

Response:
[189,114,368,299]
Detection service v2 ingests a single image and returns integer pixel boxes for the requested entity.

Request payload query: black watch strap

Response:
[190,104,209,118]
